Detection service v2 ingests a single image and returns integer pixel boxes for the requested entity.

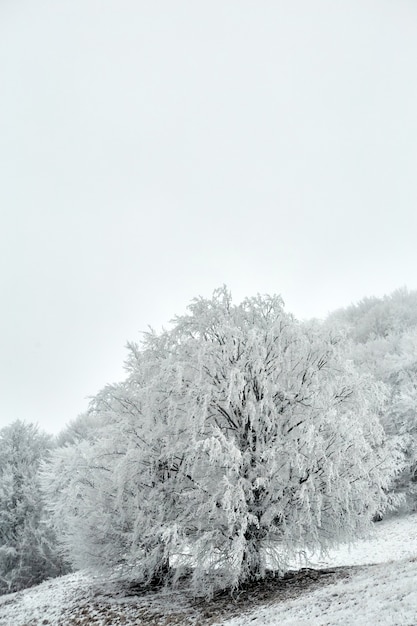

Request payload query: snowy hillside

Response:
[1,513,417,625]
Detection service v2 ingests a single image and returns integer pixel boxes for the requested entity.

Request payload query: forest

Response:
[1,286,417,598]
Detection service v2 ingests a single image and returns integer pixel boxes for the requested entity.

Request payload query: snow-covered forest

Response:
[1,287,417,603]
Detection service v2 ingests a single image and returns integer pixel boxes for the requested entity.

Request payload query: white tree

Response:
[55,411,103,447]
[327,288,417,511]
[0,421,67,594]
[44,288,399,596]
[327,288,417,344]
[43,343,181,584]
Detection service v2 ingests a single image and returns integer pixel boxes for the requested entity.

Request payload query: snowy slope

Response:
[304,511,417,568]
[0,572,91,626]
[220,514,417,626]
[1,513,417,625]
[220,559,417,626]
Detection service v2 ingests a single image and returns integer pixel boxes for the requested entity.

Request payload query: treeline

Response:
[1,287,416,596]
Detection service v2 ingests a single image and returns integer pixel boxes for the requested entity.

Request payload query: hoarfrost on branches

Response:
[0,421,67,594]
[327,288,417,511]
[44,288,399,596]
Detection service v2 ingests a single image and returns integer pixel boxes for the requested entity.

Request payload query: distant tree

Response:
[326,288,417,511]
[0,421,67,594]
[55,411,103,447]
[328,288,417,344]
[44,288,399,597]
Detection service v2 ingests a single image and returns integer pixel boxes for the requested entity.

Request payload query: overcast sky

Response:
[1,0,417,434]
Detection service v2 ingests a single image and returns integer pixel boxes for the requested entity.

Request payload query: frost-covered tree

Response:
[328,288,417,344]
[43,345,181,584]
[0,421,67,594]
[44,288,399,596]
[327,288,417,511]
[55,411,103,447]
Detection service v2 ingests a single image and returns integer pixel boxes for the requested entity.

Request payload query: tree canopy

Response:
[44,288,398,596]
[0,421,67,594]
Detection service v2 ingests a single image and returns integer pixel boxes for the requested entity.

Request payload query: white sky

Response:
[1,0,417,434]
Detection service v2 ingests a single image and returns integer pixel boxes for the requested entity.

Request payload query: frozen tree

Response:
[327,288,417,511]
[43,345,179,584]
[55,411,104,447]
[44,288,398,596]
[328,288,417,344]
[0,421,67,594]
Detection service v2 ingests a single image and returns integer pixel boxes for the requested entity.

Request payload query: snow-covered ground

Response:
[0,571,91,626]
[1,513,417,625]
[220,558,417,626]
[304,511,417,568]
[220,513,417,626]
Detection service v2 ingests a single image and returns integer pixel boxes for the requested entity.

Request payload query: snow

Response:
[220,559,417,625]
[1,513,417,625]
[220,514,417,626]
[306,512,417,568]
[0,571,90,626]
